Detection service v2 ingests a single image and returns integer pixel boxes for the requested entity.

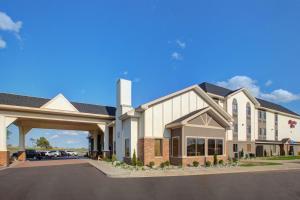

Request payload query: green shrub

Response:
[132,149,137,166]
[111,154,117,162]
[233,157,238,163]
[160,162,165,168]
[205,161,211,167]
[136,160,143,167]
[218,160,224,165]
[193,161,199,167]
[213,154,218,165]
[298,152,300,156]
[164,161,170,167]
[148,161,155,168]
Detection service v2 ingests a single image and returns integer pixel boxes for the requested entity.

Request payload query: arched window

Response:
[232,99,238,115]
[246,102,251,117]
[246,102,251,140]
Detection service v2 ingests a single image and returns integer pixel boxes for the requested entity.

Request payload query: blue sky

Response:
[1,0,300,148]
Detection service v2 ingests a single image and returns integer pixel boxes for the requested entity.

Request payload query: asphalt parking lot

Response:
[0,161,300,200]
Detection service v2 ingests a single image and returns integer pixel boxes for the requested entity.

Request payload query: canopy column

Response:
[18,126,31,161]
[98,123,110,158]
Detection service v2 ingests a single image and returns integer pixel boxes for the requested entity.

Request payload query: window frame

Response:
[186,137,206,157]
[207,138,224,156]
[232,99,238,115]
[172,136,180,157]
[154,139,163,157]
[124,138,130,158]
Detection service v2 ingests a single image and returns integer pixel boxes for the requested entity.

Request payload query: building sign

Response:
[288,120,297,128]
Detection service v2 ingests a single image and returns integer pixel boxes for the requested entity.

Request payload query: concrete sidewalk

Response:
[88,159,300,178]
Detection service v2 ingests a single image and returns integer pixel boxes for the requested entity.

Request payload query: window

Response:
[247,125,251,134]
[155,139,162,157]
[216,139,223,155]
[232,99,238,115]
[172,137,179,157]
[233,123,238,133]
[125,138,130,157]
[275,114,278,125]
[233,144,238,152]
[246,103,251,117]
[196,138,205,156]
[187,138,196,156]
[208,139,215,155]
[208,139,223,156]
[186,138,205,156]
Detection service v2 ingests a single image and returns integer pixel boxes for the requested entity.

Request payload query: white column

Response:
[18,127,26,151]
[98,124,109,152]
[93,131,98,152]
[0,115,7,151]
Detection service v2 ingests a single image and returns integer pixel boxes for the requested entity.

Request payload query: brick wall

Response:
[138,138,170,166]
[0,151,10,166]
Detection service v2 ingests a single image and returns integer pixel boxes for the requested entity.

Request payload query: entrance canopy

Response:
[0,92,116,166]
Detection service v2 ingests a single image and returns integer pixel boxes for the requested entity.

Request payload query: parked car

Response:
[25,149,42,160]
[65,150,78,156]
[46,150,60,157]
[59,150,68,157]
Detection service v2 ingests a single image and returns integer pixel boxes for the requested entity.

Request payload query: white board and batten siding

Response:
[143,90,208,138]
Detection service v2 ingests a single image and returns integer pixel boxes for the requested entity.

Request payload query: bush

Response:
[164,161,170,167]
[148,161,155,168]
[218,160,224,165]
[132,149,137,166]
[205,161,211,167]
[233,157,238,163]
[136,160,143,167]
[160,162,165,168]
[298,152,300,156]
[213,154,218,165]
[193,161,199,167]
[111,154,117,162]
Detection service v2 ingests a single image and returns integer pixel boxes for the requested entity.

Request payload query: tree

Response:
[132,149,137,166]
[36,137,51,149]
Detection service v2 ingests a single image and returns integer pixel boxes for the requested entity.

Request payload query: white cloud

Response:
[61,131,79,136]
[260,89,300,103]
[50,134,59,139]
[217,76,260,96]
[171,52,183,60]
[123,71,128,76]
[0,38,6,49]
[176,40,186,49]
[0,11,22,33]
[217,75,300,103]
[265,80,273,87]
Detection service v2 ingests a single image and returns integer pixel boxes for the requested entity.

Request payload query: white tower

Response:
[115,79,133,160]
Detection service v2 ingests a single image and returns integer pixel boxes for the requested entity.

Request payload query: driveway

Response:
[0,162,300,200]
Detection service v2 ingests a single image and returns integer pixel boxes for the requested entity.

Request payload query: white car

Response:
[65,150,78,156]
[46,150,60,157]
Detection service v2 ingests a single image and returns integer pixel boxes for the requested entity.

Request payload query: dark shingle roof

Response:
[0,93,116,116]
[199,82,300,117]
[256,98,299,116]
[199,82,233,97]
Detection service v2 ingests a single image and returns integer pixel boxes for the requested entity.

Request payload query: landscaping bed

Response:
[265,156,300,160]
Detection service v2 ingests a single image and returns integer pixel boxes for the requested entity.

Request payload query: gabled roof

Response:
[0,93,116,116]
[166,107,232,129]
[199,82,233,97]
[199,82,300,117]
[256,98,299,116]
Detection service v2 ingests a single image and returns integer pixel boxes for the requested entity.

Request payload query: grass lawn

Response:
[266,156,300,160]
[239,162,282,167]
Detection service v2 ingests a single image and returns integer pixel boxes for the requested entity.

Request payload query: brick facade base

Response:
[0,151,10,166]
[18,151,26,161]
[138,138,169,166]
